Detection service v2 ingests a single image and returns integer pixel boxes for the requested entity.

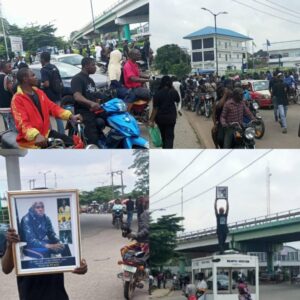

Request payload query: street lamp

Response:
[202,8,228,77]
[90,0,96,33]
[39,170,51,188]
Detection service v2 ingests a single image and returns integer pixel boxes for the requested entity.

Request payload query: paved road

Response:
[151,283,300,300]
[183,104,300,149]
[0,214,148,300]
[150,111,201,149]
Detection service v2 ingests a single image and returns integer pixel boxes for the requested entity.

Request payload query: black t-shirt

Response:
[126,200,134,212]
[0,74,13,108]
[17,274,68,300]
[40,63,62,103]
[71,72,98,113]
[216,214,228,233]
[0,240,68,300]
[153,87,180,125]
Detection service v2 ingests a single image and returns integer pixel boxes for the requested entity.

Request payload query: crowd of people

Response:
[0,37,152,149]
[150,68,299,149]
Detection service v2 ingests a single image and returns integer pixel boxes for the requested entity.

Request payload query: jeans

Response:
[223,127,235,149]
[127,211,133,228]
[272,96,278,121]
[55,118,65,134]
[2,112,16,131]
[278,105,288,128]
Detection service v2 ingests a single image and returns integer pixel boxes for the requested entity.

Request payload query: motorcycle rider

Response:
[220,88,255,149]
[11,67,82,148]
[112,199,123,225]
[71,57,106,146]
[123,49,150,112]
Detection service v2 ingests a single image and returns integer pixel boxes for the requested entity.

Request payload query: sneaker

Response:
[282,128,287,134]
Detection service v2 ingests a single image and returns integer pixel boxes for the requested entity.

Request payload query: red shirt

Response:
[123,60,141,89]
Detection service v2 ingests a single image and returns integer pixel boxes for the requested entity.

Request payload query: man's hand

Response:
[148,121,155,128]
[89,102,100,112]
[73,259,88,275]
[70,114,82,123]
[6,229,20,246]
[35,134,48,148]
[45,243,65,250]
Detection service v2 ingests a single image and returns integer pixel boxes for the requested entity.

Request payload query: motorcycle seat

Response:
[1,130,19,149]
[134,100,148,106]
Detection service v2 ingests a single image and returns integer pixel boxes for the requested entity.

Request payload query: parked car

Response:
[242,80,272,108]
[207,274,236,290]
[28,62,109,103]
[51,54,84,69]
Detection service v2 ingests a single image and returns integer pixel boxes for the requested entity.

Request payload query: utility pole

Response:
[111,170,125,199]
[266,165,272,215]
[28,179,36,189]
[54,173,57,188]
[39,170,51,188]
[181,188,184,228]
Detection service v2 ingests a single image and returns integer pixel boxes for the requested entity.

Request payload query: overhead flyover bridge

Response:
[71,0,149,43]
[176,208,300,272]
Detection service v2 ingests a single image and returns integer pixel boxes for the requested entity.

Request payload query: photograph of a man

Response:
[20,201,71,259]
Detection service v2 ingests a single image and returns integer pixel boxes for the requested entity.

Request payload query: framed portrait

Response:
[7,189,81,276]
[216,186,228,199]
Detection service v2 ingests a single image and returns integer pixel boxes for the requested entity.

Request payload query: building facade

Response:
[268,40,300,70]
[184,26,252,75]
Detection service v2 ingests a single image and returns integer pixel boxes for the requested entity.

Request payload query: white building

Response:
[184,26,252,75]
[268,40,300,69]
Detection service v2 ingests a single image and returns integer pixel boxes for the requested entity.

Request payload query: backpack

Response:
[45,64,64,94]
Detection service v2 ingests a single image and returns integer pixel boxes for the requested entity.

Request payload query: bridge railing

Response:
[73,0,131,38]
[177,208,300,242]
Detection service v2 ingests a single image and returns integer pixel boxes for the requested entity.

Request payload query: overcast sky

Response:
[2,0,117,39]
[150,150,300,248]
[0,150,136,199]
[150,0,300,51]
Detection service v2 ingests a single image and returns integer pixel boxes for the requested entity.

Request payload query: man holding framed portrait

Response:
[0,189,88,300]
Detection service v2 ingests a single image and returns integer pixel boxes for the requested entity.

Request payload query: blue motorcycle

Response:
[66,98,149,149]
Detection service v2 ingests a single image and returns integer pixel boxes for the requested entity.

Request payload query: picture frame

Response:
[7,189,81,276]
[216,186,228,200]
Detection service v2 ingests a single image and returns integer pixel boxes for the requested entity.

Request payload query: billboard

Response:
[9,36,24,53]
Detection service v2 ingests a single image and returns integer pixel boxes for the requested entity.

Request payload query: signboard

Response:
[216,186,228,200]
[9,36,24,53]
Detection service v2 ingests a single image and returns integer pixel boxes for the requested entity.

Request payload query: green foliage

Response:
[155,44,191,79]
[150,214,184,268]
[129,150,149,195]
[0,19,68,55]
[79,186,123,205]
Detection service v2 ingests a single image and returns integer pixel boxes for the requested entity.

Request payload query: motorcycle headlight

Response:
[245,127,255,140]
[117,102,127,112]
[205,94,210,99]
[253,102,259,110]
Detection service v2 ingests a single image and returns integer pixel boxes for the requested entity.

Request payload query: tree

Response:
[155,44,191,79]
[129,150,149,195]
[150,214,184,269]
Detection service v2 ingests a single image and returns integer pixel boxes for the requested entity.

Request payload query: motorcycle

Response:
[118,226,149,300]
[113,209,123,229]
[246,100,265,139]
[98,61,108,74]
[183,89,195,111]
[196,93,213,118]
[227,121,257,149]
[63,98,149,149]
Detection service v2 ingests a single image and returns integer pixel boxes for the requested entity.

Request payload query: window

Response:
[225,54,228,61]
[192,52,203,62]
[225,42,228,49]
[203,38,214,48]
[229,54,232,59]
[237,54,240,59]
[219,53,222,58]
[192,39,202,50]
[204,51,215,61]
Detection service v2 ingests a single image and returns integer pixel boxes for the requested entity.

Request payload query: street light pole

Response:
[202,8,228,77]
[0,0,9,61]
[39,170,51,188]
[90,0,96,33]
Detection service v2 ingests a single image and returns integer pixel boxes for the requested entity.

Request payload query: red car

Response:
[242,80,273,108]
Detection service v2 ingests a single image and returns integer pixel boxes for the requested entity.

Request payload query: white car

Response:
[51,54,84,69]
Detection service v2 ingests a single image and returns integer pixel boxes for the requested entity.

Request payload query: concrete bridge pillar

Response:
[179,257,186,274]
[266,251,274,273]
[123,24,131,41]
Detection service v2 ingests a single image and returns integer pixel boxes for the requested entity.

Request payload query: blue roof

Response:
[184,26,252,41]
